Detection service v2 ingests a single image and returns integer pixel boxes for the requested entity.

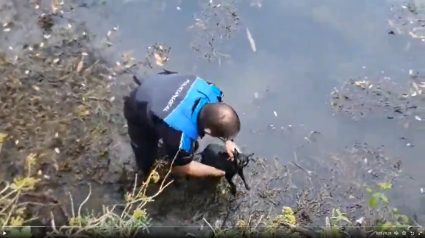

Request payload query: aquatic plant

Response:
[202,140,424,238]
[209,181,423,238]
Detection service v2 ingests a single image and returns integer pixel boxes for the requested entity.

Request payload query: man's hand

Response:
[225,140,237,160]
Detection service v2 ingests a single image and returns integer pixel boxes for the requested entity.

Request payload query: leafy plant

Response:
[367,182,413,233]
[369,192,389,208]
[330,208,351,226]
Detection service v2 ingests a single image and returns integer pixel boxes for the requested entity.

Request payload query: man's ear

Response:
[204,128,212,134]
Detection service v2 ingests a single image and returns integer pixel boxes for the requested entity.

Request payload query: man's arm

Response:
[159,126,224,177]
[172,159,225,177]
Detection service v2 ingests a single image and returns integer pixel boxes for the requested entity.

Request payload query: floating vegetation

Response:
[389,0,425,40]
[330,75,424,124]
[205,141,423,238]
[189,0,239,63]
[150,44,170,67]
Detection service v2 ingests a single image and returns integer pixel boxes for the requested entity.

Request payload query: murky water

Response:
[81,0,424,158]
[1,0,424,233]
[93,0,425,206]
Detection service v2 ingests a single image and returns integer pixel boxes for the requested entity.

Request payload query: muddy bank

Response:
[0,0,136,223]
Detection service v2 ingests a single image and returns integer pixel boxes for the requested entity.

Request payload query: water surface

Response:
[74,0,425,218]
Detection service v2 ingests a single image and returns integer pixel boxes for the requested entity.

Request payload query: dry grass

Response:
[0,141,176,237]
[0,149,40,228]
[46,159,176,237]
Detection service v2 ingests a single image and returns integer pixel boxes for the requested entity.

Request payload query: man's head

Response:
[198,103,240,140]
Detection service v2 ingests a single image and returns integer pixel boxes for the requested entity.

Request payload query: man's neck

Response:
[197,108,206,138]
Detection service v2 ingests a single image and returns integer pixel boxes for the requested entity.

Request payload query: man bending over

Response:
[123,70,240,178]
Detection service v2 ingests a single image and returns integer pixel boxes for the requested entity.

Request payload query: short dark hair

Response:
[198,103,241,139]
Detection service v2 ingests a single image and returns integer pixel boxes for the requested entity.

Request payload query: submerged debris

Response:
[246,27,256,52]
[189,0,239,63]
[250,0,263,8]
[389,0,425,41]
[38,14,54,32]
[330,76,424,124]
[152,44,170,66]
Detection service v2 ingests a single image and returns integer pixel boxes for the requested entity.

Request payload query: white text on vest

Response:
[163,79,190,112]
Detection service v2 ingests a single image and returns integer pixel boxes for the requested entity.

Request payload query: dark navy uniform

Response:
[123,72,224,174]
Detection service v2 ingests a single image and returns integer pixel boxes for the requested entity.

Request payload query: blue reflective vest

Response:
[135,73,223,150]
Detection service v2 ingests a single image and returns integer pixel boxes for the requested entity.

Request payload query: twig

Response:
[253,215,264,230]
[84,211,120,226]
[19,201,59,207]
[50,211,59,233]
[68,192,76,218]
[203,217,217,237]
[77,183,92,226]
[2,187,22,200]
[2,192,20,228]
[0,182,10,195]
[279,222,318,238]
[159,149,179,189]
[291,161,312,175]
[292,152,312,175]
[132,173,138,198]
